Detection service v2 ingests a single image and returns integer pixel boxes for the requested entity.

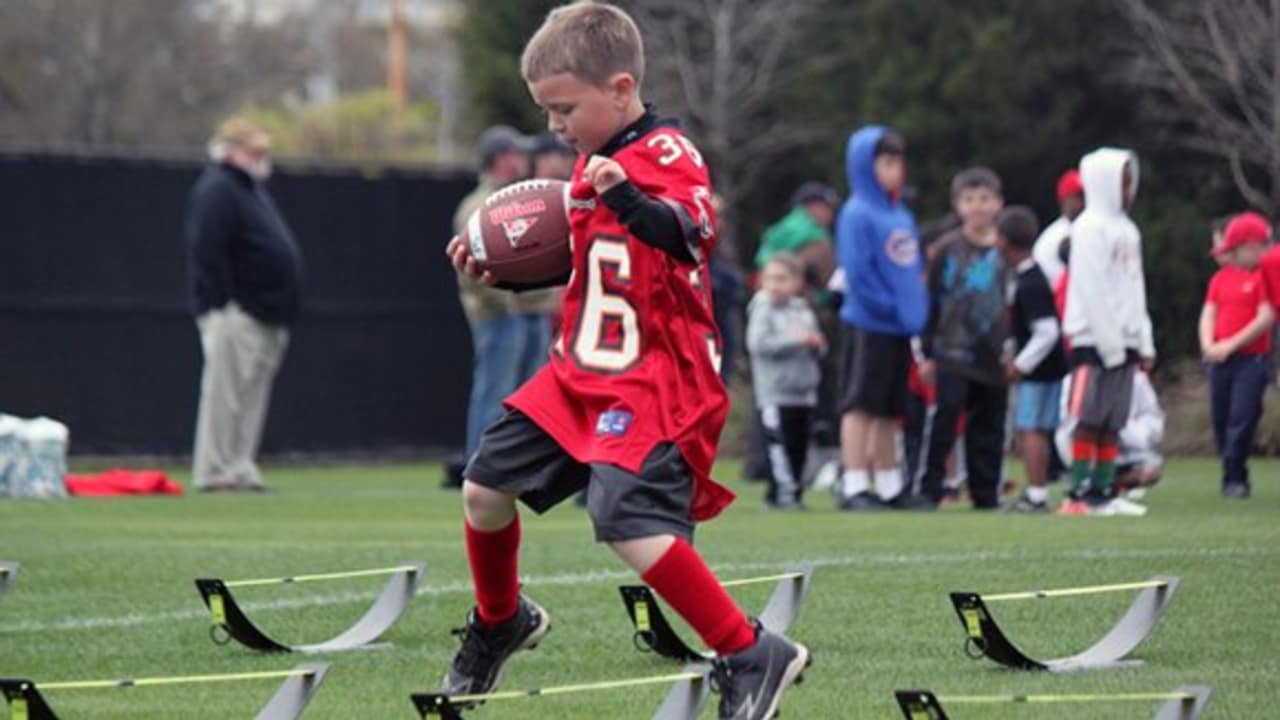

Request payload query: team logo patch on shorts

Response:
[596,410,633,437]
[885,230,920,267]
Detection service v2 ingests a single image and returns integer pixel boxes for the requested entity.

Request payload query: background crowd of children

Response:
[745,125,1275,516]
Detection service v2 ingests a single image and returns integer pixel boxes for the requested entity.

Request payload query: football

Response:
[465,178,573,284]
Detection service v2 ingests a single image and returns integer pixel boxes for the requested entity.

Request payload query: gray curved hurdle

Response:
[0,663,330,720]
[894,685,1211,720]
[411,664,715,720]
[950,575,1180,671]
[619,566,814,662]
[195,562,424,653]
[0,561,17,598]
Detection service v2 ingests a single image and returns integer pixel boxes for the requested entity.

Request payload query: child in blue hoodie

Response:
[834,127,929,510]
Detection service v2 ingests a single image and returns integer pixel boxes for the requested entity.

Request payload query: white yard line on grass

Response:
[0,545,1265,635]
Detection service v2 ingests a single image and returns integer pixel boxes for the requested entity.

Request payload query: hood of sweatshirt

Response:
[1079,147,1138,217]
[846,126,891,208]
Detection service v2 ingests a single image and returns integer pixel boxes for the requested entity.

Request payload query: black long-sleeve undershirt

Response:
[496,180,699,292]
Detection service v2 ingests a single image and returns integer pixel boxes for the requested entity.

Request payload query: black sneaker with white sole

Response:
[711,624,811,720]
[838,491,886,511]
[442,595,550,698]
[1006,492,1049,513]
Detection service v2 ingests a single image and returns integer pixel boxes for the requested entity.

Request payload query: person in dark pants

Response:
[914,168,1009,510]
[747,253,826,508]
[1200,213,1274,499]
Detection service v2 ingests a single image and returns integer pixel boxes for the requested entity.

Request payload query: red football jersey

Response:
[506,124,733,521]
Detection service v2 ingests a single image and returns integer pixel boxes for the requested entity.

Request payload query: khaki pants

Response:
[192,303,289,489]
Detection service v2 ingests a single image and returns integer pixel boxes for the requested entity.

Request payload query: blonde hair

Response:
[764,251,803,278]
[521,2,645,89]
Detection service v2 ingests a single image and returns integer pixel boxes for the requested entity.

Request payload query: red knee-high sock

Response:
[1069,438,1098,495]
[641,537,756,656]
[465,516,521,626]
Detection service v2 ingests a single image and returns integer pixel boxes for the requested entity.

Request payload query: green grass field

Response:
[1,458,1277,718]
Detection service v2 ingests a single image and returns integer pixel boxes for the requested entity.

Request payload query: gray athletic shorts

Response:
[1067,360,1135,432]
[464,410,695,543]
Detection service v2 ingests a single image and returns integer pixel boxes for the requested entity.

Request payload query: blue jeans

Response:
[465,313,551,458]
[1209,354,1268,489]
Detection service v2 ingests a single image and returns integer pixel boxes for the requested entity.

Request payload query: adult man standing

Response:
[186,117,302,492]
[445,126,535,488]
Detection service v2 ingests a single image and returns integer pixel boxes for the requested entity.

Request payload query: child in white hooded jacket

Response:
[1059,147,1156,516]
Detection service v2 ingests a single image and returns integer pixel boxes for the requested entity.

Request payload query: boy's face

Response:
[995,231,1013,261]
[528,71,635,156]
[1060,194,1084,220]
[1234,242,1265,268]
[954,187,1003,233]
[1122,162,1136,209]
[760,261,802,303]
[873,153,905,195]
[805,201,835,228]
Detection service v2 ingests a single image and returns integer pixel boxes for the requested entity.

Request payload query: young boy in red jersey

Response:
[442,4,809,718]
[1202,212,1274,499]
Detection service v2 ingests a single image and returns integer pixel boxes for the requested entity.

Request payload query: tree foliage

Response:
[1119,0,1280,216]
[241,89,439,166]
[454,0,561,140]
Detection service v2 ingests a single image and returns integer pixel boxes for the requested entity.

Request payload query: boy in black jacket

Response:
[997,207,1068,511]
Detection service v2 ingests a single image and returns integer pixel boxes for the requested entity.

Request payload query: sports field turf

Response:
[0,458,1276,718]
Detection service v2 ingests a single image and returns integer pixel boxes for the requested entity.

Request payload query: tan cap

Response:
[214,116,271,152]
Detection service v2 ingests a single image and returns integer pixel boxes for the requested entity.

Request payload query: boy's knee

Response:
[462,479,516,527]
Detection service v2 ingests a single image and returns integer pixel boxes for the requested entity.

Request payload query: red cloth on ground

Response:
[465,517,522,626]
[641,537,755,656]
[64,469,183,496]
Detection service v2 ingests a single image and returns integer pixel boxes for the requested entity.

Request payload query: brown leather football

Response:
[465,179,572,284]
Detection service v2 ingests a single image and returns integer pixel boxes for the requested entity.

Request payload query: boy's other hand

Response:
[446,235,497,285]
[583,155,628,193]
[1139,354,1158,372]
[918,359,937,388]
[1005,359,1021,384]
[1202,344,1229,364]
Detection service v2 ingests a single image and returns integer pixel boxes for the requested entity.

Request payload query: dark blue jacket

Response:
[185,163,302,326]
[835,126,927,336]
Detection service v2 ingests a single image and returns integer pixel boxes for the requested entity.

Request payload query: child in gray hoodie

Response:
[748,253,826,508]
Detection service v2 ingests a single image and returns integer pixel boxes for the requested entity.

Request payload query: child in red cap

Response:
[1200,212,1274,499]
[1032,169,1084,286]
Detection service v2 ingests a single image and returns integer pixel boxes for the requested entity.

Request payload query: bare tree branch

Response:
[1118,0,1280,214]
[627,0,827,235]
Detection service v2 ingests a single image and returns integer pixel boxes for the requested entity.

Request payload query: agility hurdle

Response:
[412,664,713,720]
[895,685,1211,720]
[0,663,329,720]
[619,566,814,662]
[0,562,17,599]
[195,562,424,653]
[950,575,1179,671]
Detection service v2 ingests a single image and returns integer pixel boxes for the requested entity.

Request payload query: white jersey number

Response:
[573,237,640,372]
[647,134,704,168]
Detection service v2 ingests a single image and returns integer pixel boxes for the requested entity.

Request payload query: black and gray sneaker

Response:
[711,625,811,720]
[1222,482,1251,499]
[1006,492,1049,513]
[838,491,886,511]
[442,596,550,697]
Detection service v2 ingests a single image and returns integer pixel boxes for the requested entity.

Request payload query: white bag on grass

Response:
[0,414,69,499]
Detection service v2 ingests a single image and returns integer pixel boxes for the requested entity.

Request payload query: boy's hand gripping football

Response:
[446,235,497,285]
